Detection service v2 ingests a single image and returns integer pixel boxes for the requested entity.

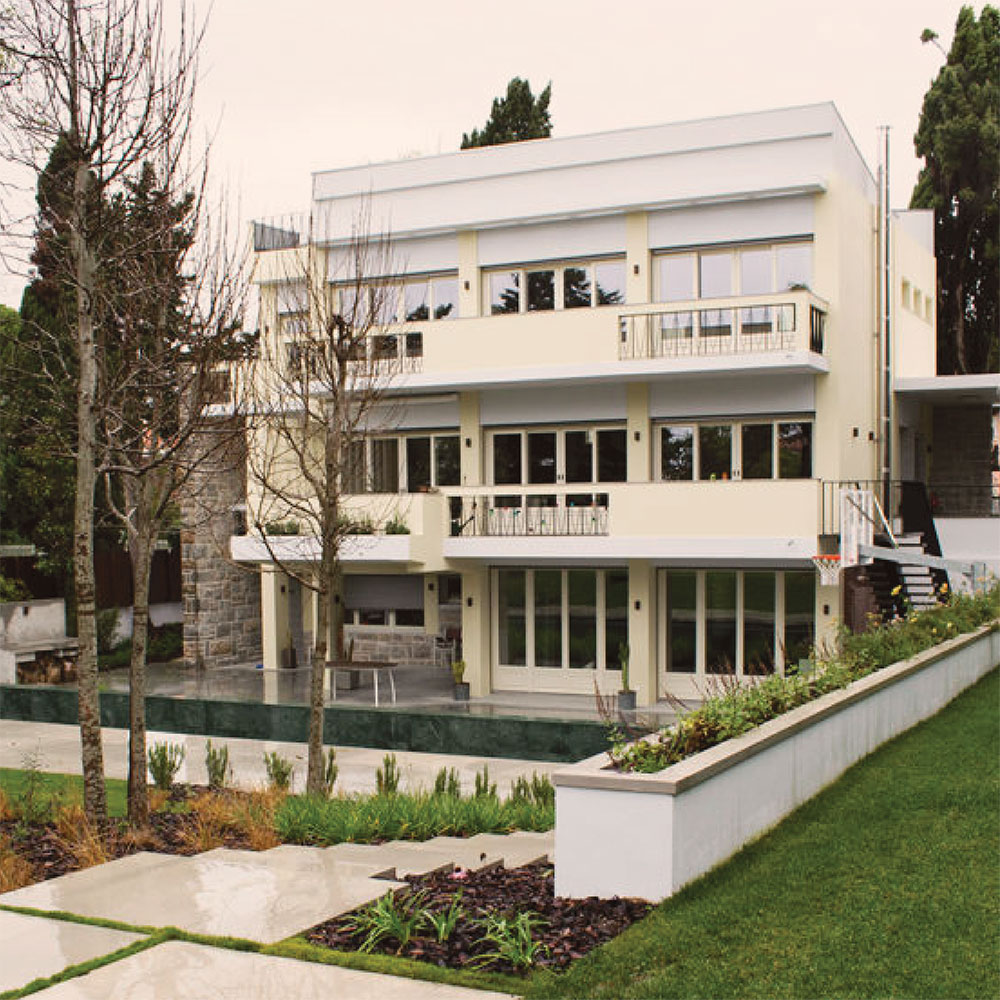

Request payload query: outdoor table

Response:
[324,661,398,706]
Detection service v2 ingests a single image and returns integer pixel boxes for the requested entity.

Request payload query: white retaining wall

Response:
[554,625,999,901]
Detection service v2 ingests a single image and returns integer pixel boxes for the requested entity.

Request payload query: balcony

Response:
[442,481,821,564]
[381,289,828,392]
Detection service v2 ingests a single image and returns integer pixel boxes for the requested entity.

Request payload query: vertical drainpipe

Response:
[881,127,893,515]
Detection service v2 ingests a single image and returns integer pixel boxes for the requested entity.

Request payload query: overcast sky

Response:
[0,0,963,308]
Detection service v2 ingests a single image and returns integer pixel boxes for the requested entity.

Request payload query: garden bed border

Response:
[553,624,999,901]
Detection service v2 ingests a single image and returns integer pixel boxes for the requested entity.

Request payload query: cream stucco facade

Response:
[226,102,959,706]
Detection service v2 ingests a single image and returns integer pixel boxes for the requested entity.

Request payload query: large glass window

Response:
[699,425,732,480]
[404,281,429,321]
[595,262,626,305]
[660,254,696,302]
[490,272,520,314]
[563,266,592,309]
[705,571,737,673]
[605,570,629,673]
[526,270,555,312]
[344,440,366,494]
[666,571,697,673]
[597,429,627,483]
[498,570,526,666]
[534,570,563,668]
[493,433,522,485]
[660,426,694,481]
[743,571,776,674]
[784,571,815,666]
[741,424,773,480]
[567,571,597,669]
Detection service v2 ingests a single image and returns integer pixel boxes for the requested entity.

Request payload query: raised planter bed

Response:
[553,624,999,901]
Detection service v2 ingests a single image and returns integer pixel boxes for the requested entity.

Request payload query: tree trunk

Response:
[127,527,155,825]
[71,159,107,827]
[306,565,329,796]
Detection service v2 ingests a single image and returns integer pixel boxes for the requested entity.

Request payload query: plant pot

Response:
[618,689,636,712]
[453,681,470,701]
[280,647,297,669]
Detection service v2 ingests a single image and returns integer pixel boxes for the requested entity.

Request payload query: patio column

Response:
[461,566,490,696]
[459,392,482,487]
[626,382,650,482]
[628,560,657,706]
[260,567,290,671]
[423,574,440,636]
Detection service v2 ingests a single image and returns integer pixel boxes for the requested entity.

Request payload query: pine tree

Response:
[910,5,999,374]
[461,77,553,149]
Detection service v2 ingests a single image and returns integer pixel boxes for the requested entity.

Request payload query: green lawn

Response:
[0,769,128,819]
[526,667,1000,999]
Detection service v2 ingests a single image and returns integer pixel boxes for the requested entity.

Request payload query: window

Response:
[604,569,629,673]
[656,242,814,301]
[663,569,814,676]
[498,569,527,665]
[344,574,425,628]
[406,437,431,491]
[335,274,458,324]
[371,438,399,493]
[343,432,460,494]
[434,436,460,487]
[656,419,813,481]
[485,258,625,313]
[489,426,627,486]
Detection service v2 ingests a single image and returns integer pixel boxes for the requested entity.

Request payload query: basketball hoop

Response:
[812,553,841,586]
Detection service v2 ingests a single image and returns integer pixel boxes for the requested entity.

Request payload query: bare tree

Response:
[243,210,409,795]
[0,0,203,824]
[101,167,248,824]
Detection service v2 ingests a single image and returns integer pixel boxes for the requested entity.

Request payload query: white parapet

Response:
[553,624,999,901]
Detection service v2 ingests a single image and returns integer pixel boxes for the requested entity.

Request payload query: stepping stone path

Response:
[0,830,554,977]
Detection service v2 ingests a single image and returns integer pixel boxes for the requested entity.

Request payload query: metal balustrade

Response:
[449,495,610,537]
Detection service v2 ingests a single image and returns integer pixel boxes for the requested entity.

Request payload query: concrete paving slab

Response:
[456,832,553,868]
[0,910,144,994]
[0,718,561,795]
[322,842,471,879]
[2,848,404,944]
[28,939,518,999]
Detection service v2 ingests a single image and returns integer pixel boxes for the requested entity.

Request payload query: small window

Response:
[659,254,696,302]
[776,244,812,291]
[699,254,732,298]
[526,270,555,311]
[493,433,522,485]
[595,262,626,305]
[564,430,593,483]
[358,609,387,626]
[739,249,773,295]
[596,429,627,483]
[404,281,429,321]
[778,422,812,479]
[406,437,431,492]
[434,436,460,487]
[741,424,773,479]
[563,266,592,308]
[371,438,399,493]
[432,277,458,320]
[699,425,732,480]
[490,272,520,314]
[394,608,424,628]
[660,426,694,481]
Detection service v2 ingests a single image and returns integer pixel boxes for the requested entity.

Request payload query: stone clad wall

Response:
[181,419,261,668]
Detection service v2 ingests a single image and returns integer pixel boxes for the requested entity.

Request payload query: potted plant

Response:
[617,642,636,711]
[452,659,469,701]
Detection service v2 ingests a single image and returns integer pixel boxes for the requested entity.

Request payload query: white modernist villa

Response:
[206,102,998,706]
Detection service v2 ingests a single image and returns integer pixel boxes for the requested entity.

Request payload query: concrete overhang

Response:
[894,374,1000,405]
[230,534,413,565]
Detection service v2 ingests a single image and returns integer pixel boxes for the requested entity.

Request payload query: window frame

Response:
[487,424,628,486]
[483,256,627,314]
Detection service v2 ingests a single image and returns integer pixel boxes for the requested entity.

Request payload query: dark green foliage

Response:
[473,764,497,801]
[341,890,430,954]
[263,751,295,791]
[461,78,552,149]
[204,740,232,791]
[911,5,999,374]
[98,622,182,669]
[473,911,549,971]
[508,772,554,809]
[433,767,461,798]
[147,742,184,791]
[376,753,401,796]
[323,747,338,797]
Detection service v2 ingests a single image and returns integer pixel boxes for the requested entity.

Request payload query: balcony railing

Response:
[449,493,610,537]
[618,298,823,362]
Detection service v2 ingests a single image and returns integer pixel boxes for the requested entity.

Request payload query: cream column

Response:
[625,211,650,305]
[628,560,657,706]
[815,581,840,654]
[457,231,480,318]
[260,567,290,671]
[460,567,490,696]
[626,382,650,482]
[423,574,440,636]
[459,392,482,487]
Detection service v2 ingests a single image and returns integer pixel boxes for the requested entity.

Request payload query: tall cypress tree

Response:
[911,5,999,374]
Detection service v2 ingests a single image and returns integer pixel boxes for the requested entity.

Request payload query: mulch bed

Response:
[306,860,652,975]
